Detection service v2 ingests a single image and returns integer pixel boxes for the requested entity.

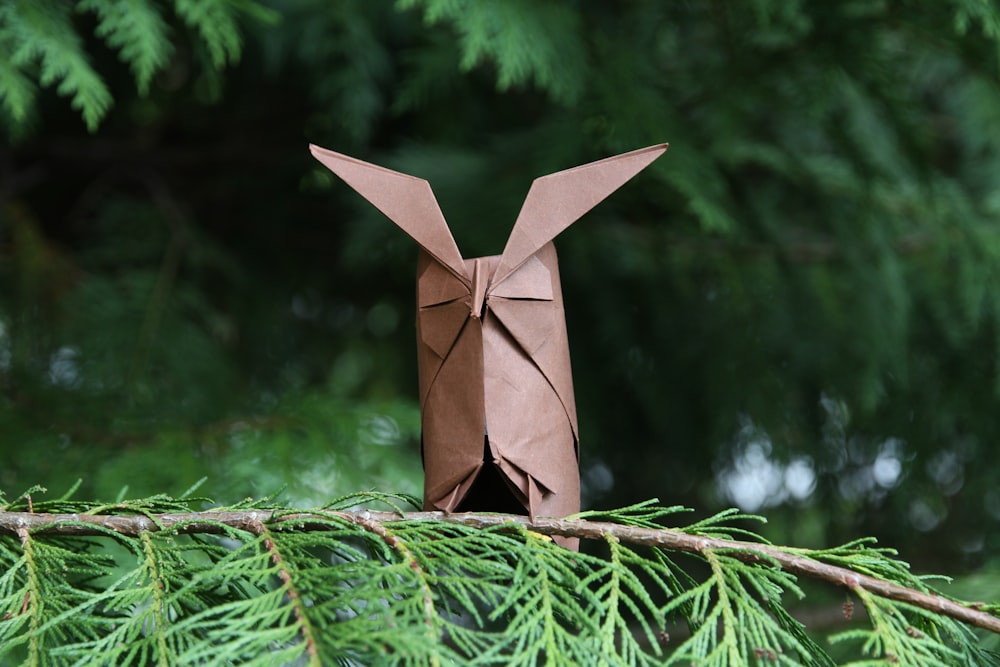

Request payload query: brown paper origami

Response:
[310,143,667,544]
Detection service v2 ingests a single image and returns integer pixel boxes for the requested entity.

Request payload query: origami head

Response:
[310,143,667,543]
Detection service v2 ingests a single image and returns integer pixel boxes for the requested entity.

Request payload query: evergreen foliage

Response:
[0,489,998,666]
[396,0,587,104]
[0,0,274,132]
[78,0,172,96]
[0,0,112,132]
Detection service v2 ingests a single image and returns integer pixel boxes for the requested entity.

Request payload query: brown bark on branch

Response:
[1,508,997,634]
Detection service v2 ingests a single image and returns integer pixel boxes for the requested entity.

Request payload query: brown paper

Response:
[310,143,668,547]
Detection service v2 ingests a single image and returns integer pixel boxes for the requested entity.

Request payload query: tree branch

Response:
[1,508,997,635]
[246,518,320,666]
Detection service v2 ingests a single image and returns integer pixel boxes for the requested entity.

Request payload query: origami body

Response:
[310,143,668,541]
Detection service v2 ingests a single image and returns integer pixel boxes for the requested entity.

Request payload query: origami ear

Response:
[493,143,668,286]
[309,145,469,283]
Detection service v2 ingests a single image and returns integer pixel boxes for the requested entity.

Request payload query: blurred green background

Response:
[2,0,1000,587]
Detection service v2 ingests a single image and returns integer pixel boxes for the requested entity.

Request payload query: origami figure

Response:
[310,143,667,545]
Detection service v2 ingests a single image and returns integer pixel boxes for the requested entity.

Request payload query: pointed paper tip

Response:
[308,143,346,170]
[627,142,669,164]
[493,141,670,284]
[309,144,372,174]
[633,142,669,161]
[308,144,379,174]
[307,143,469,278]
